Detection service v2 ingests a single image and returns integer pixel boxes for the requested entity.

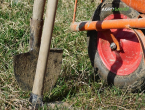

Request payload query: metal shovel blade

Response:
[13,48,63,93]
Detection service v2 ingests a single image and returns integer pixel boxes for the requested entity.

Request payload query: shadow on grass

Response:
[43,68,102,103]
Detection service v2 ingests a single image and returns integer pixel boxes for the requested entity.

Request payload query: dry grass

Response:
[1,0,145,109]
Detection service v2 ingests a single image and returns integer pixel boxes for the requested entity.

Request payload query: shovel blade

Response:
[13,48,63,93]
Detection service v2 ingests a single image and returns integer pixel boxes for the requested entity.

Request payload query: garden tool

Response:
[13,0,62,94]
[29,0,59,106]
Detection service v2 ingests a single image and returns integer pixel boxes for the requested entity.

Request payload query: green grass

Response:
[1,0,145,109]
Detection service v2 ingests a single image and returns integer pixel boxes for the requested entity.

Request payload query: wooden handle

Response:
[32,0,46,20]
[29,0,46,50]
[32,0,58,96]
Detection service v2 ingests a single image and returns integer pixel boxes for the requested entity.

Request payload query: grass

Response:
[1,0,145,109]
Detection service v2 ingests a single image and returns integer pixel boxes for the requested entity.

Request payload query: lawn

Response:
[0,0,145,109]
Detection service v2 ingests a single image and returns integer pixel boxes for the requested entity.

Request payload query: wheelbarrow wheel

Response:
[87,0,145,91]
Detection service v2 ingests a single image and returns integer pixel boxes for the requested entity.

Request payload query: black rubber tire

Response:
[87,0,145,91]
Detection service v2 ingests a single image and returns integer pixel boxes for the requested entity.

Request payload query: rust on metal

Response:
[14,49,63,93]
[70,18,145,31]
[14,18,63,93]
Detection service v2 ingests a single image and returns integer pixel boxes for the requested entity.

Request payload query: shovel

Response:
[13,0,62,94]
[29,0,60,107]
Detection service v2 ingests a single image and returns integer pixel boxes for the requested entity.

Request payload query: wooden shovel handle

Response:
[32,0,58,96]
[29,0,46,50]
[32,0,46,20]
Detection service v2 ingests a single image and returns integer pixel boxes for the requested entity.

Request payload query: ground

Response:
[0,0,145,109]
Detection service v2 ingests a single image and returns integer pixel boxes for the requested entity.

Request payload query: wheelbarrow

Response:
[71,0,145,91]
